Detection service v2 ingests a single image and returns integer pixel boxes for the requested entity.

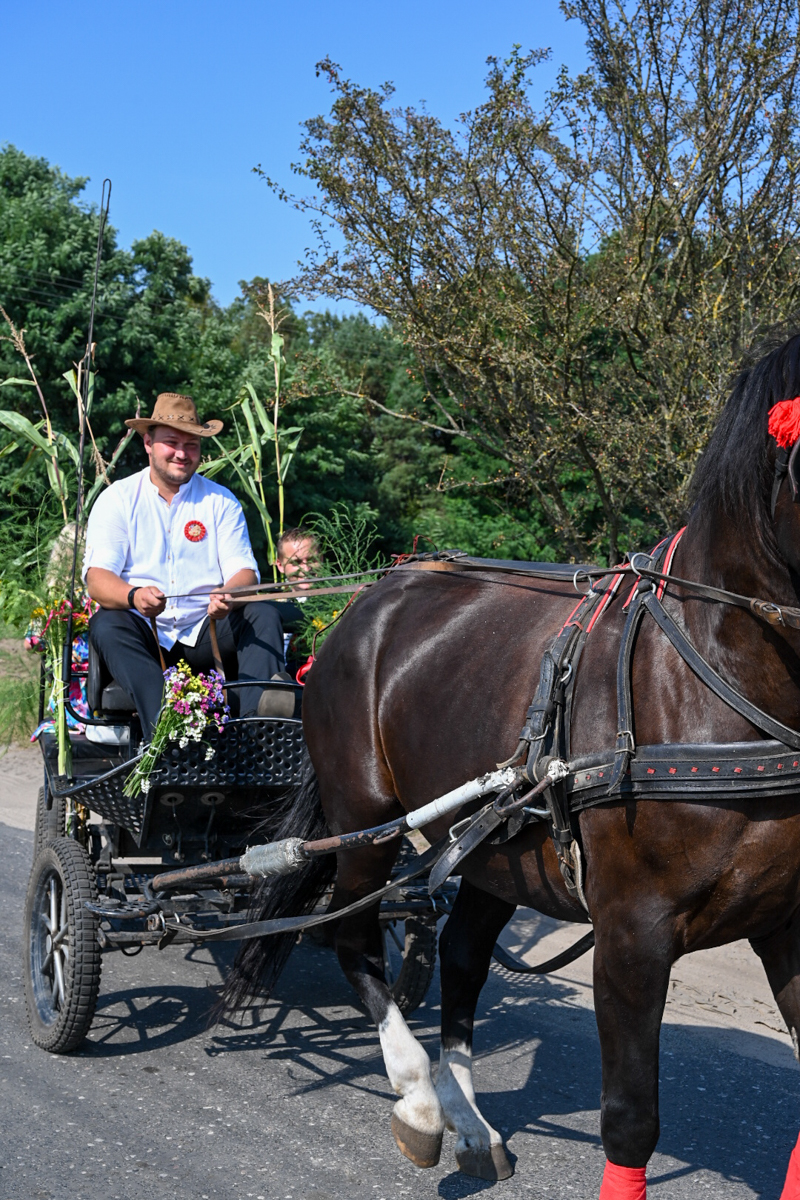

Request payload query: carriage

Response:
[22,642,445,1054]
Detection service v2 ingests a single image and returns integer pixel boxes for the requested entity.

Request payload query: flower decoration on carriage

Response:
[27,595,97,747]
[25,595,95,658]
[123,660,230,797]
[768,396,800,448]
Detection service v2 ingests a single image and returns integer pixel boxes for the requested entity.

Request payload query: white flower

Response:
[179,737,189,749]
[205,746,215,760]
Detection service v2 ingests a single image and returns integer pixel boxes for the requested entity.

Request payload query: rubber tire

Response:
[33,784,66,858]
[382,916,438,1017]
[23,838,102,1053]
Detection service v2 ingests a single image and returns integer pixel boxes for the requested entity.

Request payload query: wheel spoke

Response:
[52,949,65,1009]
[45,878,57,934]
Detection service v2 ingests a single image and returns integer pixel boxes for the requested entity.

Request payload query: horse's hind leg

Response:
[437,877,516,1180]
[332,845,445,1169]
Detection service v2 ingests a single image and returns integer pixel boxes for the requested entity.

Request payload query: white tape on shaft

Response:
[405,768,517,830]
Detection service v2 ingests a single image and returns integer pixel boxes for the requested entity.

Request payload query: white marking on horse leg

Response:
[436,1041,503,1152]
[378,1002,444,1134]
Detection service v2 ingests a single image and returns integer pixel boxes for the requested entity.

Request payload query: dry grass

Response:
[0,634,40,749]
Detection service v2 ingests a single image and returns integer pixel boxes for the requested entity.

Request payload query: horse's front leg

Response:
[750,909,800,1196]
[437,876,516,1180]
[333,846,445,1169]
[593,916,673,1199]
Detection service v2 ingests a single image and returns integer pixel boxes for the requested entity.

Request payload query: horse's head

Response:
[691,332,800,581]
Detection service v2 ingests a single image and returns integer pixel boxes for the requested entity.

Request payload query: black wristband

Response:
[127,587,140,610]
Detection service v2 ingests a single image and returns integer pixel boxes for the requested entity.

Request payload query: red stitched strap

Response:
[656,526,687,601]
[780,1132,800,1199]
[599,1161,647,1200]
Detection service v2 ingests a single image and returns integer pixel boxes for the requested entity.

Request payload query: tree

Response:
[0,144,565,570]
[269,0,800,563]
[0,145,264,455]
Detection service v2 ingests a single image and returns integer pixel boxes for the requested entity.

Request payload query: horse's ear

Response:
[768,397,800,449]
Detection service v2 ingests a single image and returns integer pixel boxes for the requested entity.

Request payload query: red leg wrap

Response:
[599,1160,647,1200]
[780,1132,800,1200]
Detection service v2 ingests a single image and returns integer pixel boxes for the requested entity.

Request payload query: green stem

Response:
[52,656,71,777]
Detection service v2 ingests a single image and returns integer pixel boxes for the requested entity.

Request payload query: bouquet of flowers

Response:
[123,660,230,797]
[26,597,95,776]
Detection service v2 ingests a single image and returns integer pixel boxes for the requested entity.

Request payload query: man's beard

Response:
[151,455,195,486]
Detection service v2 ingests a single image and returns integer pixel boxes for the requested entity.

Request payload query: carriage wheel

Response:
[381,916,437,1017]
[23,838,102,1053]
[33,783,66,858]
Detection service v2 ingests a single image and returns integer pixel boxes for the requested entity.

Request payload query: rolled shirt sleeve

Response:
[82,483,130,579]
[215,492,260,583]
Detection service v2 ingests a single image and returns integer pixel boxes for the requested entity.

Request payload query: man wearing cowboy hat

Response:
[83,393,291,738]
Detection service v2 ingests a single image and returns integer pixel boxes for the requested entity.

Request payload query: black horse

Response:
[227,334,800,1198]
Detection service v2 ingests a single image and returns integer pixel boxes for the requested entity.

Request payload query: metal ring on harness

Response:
[573,568,591,594]
[629,552,652,575]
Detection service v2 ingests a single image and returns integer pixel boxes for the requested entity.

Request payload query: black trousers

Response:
[89,603,285,738]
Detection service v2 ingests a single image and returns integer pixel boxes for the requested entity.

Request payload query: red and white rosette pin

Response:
[184,520,207,543]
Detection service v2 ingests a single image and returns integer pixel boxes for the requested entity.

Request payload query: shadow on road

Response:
[4,820,797,1198]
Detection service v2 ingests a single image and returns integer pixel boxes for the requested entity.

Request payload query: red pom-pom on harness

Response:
[598,1161,647,1200]
[768,398,800,449]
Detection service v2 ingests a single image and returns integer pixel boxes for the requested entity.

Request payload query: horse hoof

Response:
[391,1111,443,1168]
[456,1142,514,1180]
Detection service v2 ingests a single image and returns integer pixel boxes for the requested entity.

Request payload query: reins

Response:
[157,549,800,635]
[576,556,800,631]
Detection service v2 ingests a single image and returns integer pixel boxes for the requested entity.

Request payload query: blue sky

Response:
[6,1,586,309]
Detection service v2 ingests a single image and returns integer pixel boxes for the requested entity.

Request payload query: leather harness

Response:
[394,515,800,912]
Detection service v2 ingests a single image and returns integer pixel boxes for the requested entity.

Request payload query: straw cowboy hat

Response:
[125,393,223,438]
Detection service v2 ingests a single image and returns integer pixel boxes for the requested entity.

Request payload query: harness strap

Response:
[427,804,504,894]
[607,588,648,793]
[492,929,595,974]
[641,588,800,749]
[624,557,800,631]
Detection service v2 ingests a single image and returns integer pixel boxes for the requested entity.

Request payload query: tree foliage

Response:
[271,0,800,562]
[2,145,533,571]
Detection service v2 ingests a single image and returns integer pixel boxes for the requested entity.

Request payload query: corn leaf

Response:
[0,411,57,456]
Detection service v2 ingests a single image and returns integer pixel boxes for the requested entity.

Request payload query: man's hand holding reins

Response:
[86,568,167,615]
[207,569,259,619]
[133,586,167,617]
[208,592,234,619]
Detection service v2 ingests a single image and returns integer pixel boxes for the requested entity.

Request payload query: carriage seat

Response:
[86,636,136,716]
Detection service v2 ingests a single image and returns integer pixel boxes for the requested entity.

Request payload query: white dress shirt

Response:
[83,467,259,648]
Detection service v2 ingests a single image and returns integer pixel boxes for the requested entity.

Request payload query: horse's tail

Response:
[218,752,335,1016]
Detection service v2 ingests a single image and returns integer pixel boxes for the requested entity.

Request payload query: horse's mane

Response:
[689,330,800,556]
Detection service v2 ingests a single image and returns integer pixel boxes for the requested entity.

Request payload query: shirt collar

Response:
[145,469,197,505]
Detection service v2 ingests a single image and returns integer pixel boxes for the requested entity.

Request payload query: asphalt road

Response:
[2,755,800,1199]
